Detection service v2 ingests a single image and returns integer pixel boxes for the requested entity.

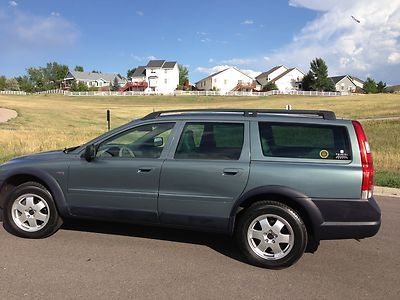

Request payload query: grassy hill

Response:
[0,93,399,187]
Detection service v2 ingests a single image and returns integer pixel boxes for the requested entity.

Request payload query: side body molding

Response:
[0,168,70,217]
[228,185,324,240]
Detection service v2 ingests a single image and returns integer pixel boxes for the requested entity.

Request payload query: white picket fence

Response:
[0,90,28,95]
[35,89,66,95]
[1,89,345,97]
[67,90,344,97]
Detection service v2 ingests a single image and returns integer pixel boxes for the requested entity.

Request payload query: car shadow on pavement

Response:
[61,218,248,264]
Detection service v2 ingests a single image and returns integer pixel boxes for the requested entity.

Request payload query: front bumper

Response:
[313,196,381,240]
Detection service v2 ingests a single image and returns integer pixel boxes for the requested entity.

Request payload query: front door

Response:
[67,122,175,223]
[158,121,250,231]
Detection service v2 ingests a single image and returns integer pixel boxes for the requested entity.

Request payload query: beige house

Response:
[329,75,359,92]
[195,67,254,94]
[256,66,304,91]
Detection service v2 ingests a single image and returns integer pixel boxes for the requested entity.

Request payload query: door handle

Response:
[137,167,154,173]
[222,168,241,176]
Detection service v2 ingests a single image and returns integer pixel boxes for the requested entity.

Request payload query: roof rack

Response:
[142,109,336,120]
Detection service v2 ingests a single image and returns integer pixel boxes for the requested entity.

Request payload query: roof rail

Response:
[142,109,336,120]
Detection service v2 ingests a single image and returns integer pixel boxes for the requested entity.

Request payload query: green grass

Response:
[0,93,399,187]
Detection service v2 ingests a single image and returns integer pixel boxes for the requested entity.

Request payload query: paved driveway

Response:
[0,196,398,299]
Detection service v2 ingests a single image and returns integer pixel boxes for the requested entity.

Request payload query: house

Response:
[329,75,358,93]
[195,67,254,94]
[255,65,288,87]
[63,71,127,91]
[255,66,304,91]
[350,76,364,90]
[121,60,179,94]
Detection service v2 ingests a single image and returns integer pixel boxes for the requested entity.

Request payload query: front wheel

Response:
[235,201,307,269]
[3,182,63,238]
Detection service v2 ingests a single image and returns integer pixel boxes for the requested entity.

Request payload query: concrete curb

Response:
[375,186,400,198]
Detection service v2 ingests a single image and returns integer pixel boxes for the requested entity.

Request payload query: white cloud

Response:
[8,1,18,7]
[0,10,79,49]
[177,37,182,42]
[200,38,211,43]
[136,11,144,16]
[388,52,400,64]
[263,0,400,83]
[50,12,60,17]
[195,65,230,74]
[196,31,208,36]
[208,58,214,63]
[241,19,254,25]
[147,55,157,60]
[221,58,256,65]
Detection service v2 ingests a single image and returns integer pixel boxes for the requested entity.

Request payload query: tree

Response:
[111,77,120,91]
[178,64,189,87]
[377,81,387,93]
[16,76,35,92]
[5,78,20,91]
[127,68,136,79]
[301,71,314,91]
[262,82,278,91]
[309,58,335,91]
[70,80,89,92]
[0,76,6,91]
[26,62,69,91]
[74,66,84,72]
[363,78,378,94]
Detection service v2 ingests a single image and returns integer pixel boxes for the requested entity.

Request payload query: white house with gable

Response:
[144,60,179,94]
[121,60,179,94]
[195,67,254,94]
[256,66,304,91]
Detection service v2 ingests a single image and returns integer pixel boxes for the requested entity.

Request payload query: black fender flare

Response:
[0,167,70,217]
[228,185,324,240]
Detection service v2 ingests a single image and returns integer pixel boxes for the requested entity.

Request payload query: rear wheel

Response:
[3,182,63,238]
[236,200,307,269]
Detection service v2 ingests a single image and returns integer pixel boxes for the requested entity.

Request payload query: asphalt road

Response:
[0,196,399,300]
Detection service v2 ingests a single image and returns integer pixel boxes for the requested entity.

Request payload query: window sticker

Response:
[319,150,329,159]
[335,149,349,160]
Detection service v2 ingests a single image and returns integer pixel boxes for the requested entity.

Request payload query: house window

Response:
[165,70,168,74]
[214,78,217,83]
[164,78,168,84]
[224,79,227,85]
[341,83,345,91]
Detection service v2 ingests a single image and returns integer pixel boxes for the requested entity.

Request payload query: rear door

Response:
[158,121,250,231]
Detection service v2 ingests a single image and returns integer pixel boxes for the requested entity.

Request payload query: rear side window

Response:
[175,122,244,160]
[258,122,351,160]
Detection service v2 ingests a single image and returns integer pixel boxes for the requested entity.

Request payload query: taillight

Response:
[352,120,374,199]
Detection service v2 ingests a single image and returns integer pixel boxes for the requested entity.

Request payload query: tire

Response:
[235,200,307,269]
[3,182,63,238]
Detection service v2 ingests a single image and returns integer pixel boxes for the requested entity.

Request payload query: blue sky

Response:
[0,0,399,84]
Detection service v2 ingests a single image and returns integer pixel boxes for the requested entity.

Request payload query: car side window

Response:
[258,122,352,160]
[175,122,244,160]
[97,122,175,159]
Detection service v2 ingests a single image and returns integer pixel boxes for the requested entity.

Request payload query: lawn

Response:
[0,93,399,187]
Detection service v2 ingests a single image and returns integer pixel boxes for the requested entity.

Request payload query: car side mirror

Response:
[153,137,163,147]
[83,144,97,162]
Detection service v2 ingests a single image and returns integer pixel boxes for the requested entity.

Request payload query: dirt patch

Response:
[0,108,17,123]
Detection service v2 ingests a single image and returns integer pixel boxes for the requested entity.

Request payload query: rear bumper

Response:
[313,196,381,240]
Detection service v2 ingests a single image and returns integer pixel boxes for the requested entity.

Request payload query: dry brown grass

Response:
[0,93,399,181]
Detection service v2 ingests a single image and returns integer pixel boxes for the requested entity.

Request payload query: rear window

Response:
[258,122,351,160]
[175,122,244,160]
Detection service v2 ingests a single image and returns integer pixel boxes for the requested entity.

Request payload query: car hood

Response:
[5,150,66,163]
